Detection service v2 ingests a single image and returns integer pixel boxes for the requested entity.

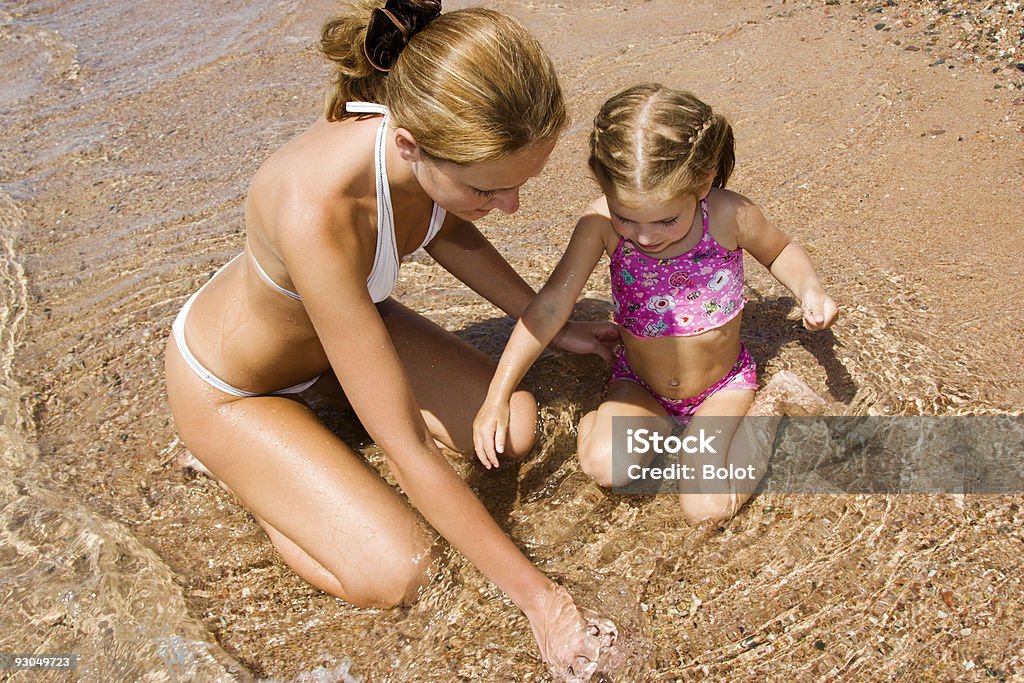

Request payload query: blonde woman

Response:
[165,1,617,676]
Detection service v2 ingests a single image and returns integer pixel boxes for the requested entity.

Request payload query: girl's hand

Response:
[800,286,838,330]
[525,583,618,682]
[473,399,511,469]
[550,320,621,363]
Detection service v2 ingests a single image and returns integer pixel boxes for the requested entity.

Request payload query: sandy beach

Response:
[1,0,1022,680]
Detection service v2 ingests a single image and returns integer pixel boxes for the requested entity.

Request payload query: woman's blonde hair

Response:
[589,84,735,205]
[320,1,567,165]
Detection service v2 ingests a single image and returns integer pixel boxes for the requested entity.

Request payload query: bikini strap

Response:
[610,235,628,262]
[700,197,710,237]
[346,102,399,302]
[249,251,302,301]
[421,202,446,249]
[345,101,389,116]
[343,101,446,296]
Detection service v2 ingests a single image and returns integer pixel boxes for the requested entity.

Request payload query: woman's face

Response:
[413,138,557,222]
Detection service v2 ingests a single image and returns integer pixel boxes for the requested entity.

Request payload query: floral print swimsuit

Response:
[609,197,757,421]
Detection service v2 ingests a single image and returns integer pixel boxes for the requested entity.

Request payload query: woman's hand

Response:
[473,398,511,469]
[550,320,620,363]
[524,583,618,682]
[799,285,838,330]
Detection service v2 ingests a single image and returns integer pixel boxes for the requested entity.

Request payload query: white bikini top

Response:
[251,101,447,303]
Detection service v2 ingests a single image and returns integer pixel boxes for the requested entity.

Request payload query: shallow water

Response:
[2,0,1023,680]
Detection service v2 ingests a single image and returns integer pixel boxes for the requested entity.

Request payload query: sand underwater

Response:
[1,0,1023,680]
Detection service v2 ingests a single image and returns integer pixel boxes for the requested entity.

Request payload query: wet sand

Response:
[2,0,1023,680]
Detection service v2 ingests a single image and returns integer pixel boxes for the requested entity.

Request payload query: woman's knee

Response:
[338,539,441,609]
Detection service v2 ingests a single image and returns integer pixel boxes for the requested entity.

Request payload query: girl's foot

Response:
[753,370,828,416]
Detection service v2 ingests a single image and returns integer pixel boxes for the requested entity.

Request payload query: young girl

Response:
[474,83,838,524]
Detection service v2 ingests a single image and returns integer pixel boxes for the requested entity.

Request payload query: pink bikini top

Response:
[610,197,746,337]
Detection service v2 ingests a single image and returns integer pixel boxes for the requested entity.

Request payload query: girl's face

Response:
[407,138,557,223]
[605,192,701,255]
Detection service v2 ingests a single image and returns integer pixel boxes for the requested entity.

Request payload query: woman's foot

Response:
[178,451,213,476]
[178,452,235,495]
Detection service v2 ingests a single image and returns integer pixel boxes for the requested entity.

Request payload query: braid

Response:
[589,84,736,201]
[687,115,715,145]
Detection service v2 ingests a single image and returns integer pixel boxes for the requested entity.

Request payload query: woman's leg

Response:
[577,380,673,488]
[166,338,437,608]
[377,298,537,460]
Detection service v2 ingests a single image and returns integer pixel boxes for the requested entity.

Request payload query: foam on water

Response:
[0,9,80,111]
[2,1,300,110]
[0,193,250,680]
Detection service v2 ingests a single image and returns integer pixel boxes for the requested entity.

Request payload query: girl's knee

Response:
[579,450,617,488]
[678,493,743,527]
[501,389,538,460]
[577,416,627,488]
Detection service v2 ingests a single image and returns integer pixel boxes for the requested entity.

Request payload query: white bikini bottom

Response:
[171,256,321,398]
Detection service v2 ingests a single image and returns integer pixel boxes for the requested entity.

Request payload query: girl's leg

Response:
[577,380,672,488]
[377,298,538,460]
[676,389,757,526]
[679,370,831,528]
[166,339,437,608]
[677,371,826,525]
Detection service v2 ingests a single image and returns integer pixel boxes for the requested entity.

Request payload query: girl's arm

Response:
[735,196,838,330]
[474,210,611,467]
[282,211,608,671]
[426,216,619,360]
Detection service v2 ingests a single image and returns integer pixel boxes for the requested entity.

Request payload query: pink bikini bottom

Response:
[609,344,758,423]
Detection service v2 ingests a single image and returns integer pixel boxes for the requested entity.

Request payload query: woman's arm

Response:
[735,196,838,330]
[281,209,615,675]
[282,212,555,611]
[474,210,610,466]
[425,215,536,317]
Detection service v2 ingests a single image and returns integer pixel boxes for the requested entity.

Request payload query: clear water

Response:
[2,0,1022,680]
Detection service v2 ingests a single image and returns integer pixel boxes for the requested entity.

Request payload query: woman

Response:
[164,0,617,676]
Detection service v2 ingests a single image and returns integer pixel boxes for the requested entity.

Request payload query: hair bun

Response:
[364,0,442,72]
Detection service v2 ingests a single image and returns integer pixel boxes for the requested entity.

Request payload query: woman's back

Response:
[245,116,382,304]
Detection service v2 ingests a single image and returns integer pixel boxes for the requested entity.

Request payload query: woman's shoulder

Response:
[257,119,371,190]
[250,120,373,235]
